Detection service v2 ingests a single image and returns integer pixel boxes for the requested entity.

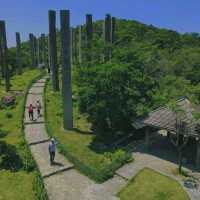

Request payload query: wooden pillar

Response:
[145,127,150,151]
[111,17,116,44]
[86,14,93,47]
[73,28,78,64]
[103,14,112,61]
[70,28,73,64]
[86,14,93,64]
[0,20,10,92]
[78,25,82,65]
[16,32,22,74]
[29,33,35,67]
[196,139,200,171]
[60,10,73,130]
[33,36,38,67]
[48,10,59,91]
[0,32,4,78]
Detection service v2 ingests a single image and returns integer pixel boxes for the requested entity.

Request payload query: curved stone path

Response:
[24,77,127,200]
[24,77,199,200]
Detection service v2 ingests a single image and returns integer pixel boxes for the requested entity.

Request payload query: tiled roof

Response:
[132,98,200,137]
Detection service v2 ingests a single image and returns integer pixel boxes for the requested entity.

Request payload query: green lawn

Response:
[118,168,190,200]
[45,80,131,182]
[0,70,43,200]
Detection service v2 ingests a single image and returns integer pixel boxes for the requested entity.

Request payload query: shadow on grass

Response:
[0,141,23,171]
[0,129,8,138]
[72,127,92,135]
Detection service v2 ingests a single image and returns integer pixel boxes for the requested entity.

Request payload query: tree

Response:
[168,104,190,173]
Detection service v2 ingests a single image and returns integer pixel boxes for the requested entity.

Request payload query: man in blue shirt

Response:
[48,138,57,165]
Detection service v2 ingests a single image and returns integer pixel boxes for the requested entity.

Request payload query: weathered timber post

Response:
[73,28,78,64]
[196,139,200,171]
[49,10,59,91]
[0,33,4,78]
[145,127,150,151]
[103,14,112,61]
[86,14,93,64]
[70,27,73,64]
[78,25,82,65]
[29,33,36,67]
[60,10,73,130]
[111,17,116,44]
[0,21,10,92]
[33,36,38,67]
[16,32,22,74]
[40,33,46,66]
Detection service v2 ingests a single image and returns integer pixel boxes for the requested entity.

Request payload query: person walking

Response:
[48,138,57,165]
[28,104,34,121]
[36,100,41,118]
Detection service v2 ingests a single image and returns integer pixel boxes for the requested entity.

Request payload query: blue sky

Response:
[1,0,200,47]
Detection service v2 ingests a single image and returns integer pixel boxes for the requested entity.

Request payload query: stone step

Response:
[30,142,74,178]
[43,166,74,179]
[24,123,49,145]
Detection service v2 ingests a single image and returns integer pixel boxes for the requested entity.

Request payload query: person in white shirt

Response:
[36,100,41,118]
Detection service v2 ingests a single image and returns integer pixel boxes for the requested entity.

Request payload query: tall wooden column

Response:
[29,33,36,67]
[103,14,112,61]
[111,17,116,44]
[86,14,93,64]
[0,32,4,78]
[60,10,73,130]
[78,25,82,65]
[0,21,10,92]
[48,10,59,91]
[16,32,22,74]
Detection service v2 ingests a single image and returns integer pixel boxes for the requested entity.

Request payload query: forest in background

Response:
[2,18,200,141]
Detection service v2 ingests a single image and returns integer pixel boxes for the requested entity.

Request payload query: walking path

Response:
[24,77,200,200]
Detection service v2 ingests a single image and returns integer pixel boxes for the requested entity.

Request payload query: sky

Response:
[1,0,200,47]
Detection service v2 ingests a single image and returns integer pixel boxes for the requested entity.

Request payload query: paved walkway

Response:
[24,77,200,200]
[24,77,126,200]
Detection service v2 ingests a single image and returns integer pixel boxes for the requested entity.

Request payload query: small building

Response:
[132,97,200,170]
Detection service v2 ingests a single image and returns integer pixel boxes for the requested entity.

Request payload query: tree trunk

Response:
[60,10,73,130]
[0,20,10,92]
[48,10,59,91]
[16,32,22,75]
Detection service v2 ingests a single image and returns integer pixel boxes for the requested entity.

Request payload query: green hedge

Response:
[44,78,132,183]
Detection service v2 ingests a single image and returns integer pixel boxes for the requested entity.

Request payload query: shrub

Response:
[5,112,13,119]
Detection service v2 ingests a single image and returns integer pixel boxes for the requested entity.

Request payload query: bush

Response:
[5,112,13,119]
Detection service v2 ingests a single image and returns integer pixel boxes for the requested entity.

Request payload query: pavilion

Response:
[132,97,200,170]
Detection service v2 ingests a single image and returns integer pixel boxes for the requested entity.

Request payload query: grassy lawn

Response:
[0,70,44,200]
[45,80,131,182]
[118,168,190,200]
